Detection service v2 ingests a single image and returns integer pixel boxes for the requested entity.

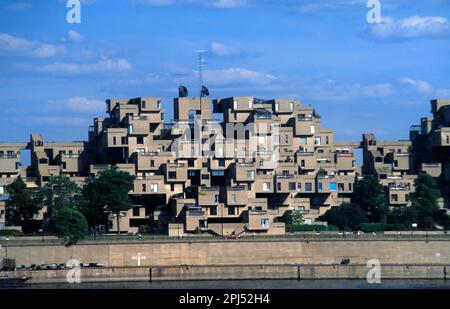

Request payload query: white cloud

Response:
[436,88,450,98]
[31,44,65,58]
[34,57,132,74]
[45,97,105,113]
[0,33,64,58]
[363,16,450,41]
[135,0,246,9]
[210,42,239,57]
[7,2,33,11]
[400,78,433,94]
[207,0,246,9]
[0,33,33,50]
[204,68,277,85]
[67,30,84,42]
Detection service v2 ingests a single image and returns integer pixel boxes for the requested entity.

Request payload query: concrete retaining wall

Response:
[5,240,450,267]
[7,264,449,284]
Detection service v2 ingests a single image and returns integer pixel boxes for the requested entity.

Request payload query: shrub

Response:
[358,223,391,232]
[290,224,339,232]
[0,229,23,236]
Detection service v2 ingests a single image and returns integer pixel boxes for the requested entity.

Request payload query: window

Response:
[142,184,147,192]
[326,136,329,145]
[310,125,315,134]
[247,170,255,179]
[285,135,289,144]
[210,207,217,216]
[157,100,161,109]
[248,100,253,108]
[349,183,352,191]
[289,182,296,191]
[113,136,117,145]
[263,182,271,191]
[329,182,337,191]
[301,160,305,168]
[228,207,235,215]
[297,183,302,191]
[273,135,280,144]
[15,162,21,170]
[231,193,237,204]
[141,101,146,109]
[168,171,176,179]
[215,195,220,203]
[212,170,225,176]
[202,162,209,168]
[261,219,269,227]
[128,124,134,134]
[277,183,281,191]
[199,219,208,228]
[391,194,398,202]
[338,183,344,191]
[150,183,158,192]
[188,159,194,167]
[275,102,279,111]
[161,113,164,121]
[61,162,66,169]
[258,136,265,145]
[0,186,4,195]
[305,182,312,191]
[133,207,140,217]
[300,137,307,145]
[233,100,238,109]
[219,159,225,167]
[137,136,144,144]
[314,137,321,145]
[188,170,196,177]
[318,183,323,192]
[150,160,155,168]
[289,102,294,111]
[446,135,450,144]
[202,174,210,180]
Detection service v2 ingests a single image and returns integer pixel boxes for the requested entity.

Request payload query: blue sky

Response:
[0,0,450,143]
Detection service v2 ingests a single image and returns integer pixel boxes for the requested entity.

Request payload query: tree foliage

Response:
[5,177,43,232]
[353,176,388,223]
[319,203,369,230]
[52,207,88,246]
[82,167,135,234]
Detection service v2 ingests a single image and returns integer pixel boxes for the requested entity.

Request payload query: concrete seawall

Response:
[6,264,449,284]
[5,240,450,267]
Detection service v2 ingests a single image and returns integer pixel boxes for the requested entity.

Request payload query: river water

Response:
[18,279,450,289]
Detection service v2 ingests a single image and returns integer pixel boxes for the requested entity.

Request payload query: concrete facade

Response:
[0,96,449,234]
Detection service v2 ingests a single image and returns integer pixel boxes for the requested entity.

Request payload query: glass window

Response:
[263,182,271,191]
[228,207,235,215]
[261,219,269,227]
[231,193,237,204]
[142,184,147,192]
[151,183,158,192]
[133,207,140,217]
[330,182,337,191]
[290,102,294,111]
[305,182,312,191]
[210,207,217,216]
[168,171,176,179]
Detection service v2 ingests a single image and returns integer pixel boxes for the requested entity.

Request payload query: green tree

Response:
[411,173,443,229]
[6,177,43,233]
[319,203,369,230]
[42,175,80,232]
[83,167,135,234]
[52,207,88,246]
[80,176,109,237]
[353,176,388,223]
[282,210,303,225]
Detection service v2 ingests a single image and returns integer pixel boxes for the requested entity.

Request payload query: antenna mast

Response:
[197,50,206,99]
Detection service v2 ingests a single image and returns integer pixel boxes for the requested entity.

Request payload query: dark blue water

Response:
[19,280,450,289]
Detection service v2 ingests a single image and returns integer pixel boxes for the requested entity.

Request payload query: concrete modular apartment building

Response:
[0,96,449,235]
